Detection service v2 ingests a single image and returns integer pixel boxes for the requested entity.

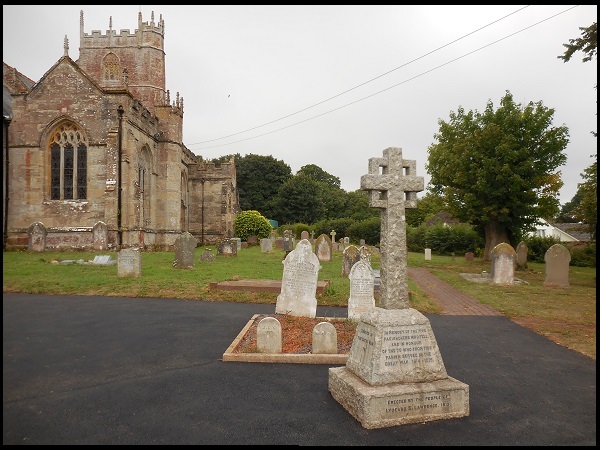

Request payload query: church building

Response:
[3,10,239,251]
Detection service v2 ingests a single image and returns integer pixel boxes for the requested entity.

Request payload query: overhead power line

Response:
[189,5,578,150]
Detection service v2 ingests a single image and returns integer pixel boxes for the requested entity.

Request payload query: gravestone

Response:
[270,231,277,246]
[490,243,516,285]
[465,252,474,261]
[260,238,273,253]
[257,317,282,353]
[338,237,345,251]
[93,255,112,265]
[301,230,310,240]
[247,235,259,246]
[117,247,142,278]
[347,256,376,320]
[199,248,216,262]
[283,230,294,252]
[359,245,371,264]
[28,221,47,252]
[217,239,237,257]
[424,248,432,260]
[275,238,322,318]
[329,147,469,429]
[315,234,333,262]
[232,237,242,251]
[543,244,571,287]
[312,322,338,354]
[516,241,528,270]
[92,221,109,251]
[344,237,350,245]
[330,230,337,250]
[342,245,360,277]
[275,237,285,249]
[359,239,366,246]
[173,232,197,268]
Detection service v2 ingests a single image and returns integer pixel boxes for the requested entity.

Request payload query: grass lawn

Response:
[3,245,596,360]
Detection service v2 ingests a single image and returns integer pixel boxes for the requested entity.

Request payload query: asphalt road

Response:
[3,293,596,445]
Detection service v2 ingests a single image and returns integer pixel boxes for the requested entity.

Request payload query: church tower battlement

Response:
[76,10,167,114]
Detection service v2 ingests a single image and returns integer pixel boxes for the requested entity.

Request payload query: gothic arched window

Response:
[49,123,88,200]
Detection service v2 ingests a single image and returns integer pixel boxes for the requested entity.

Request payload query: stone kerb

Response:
[347,258,375,320]
[312,322,338,354]
[315,233,333,262]
[275,238,322,318]
[490,243,516,285]
[543,243,571,287]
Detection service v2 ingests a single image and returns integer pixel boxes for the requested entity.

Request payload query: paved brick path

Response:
[408,267,503,316]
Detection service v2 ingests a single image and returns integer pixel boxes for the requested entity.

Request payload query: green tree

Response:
[295,164,347,220]
[296,164,341,188]
[558,21,597,241]
[272,174,325,224]
[406,192,447,227]
[343,189,379,221]
[234,154,292,219]
[426,91,569,260]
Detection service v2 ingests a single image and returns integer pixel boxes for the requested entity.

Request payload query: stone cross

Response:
[360,147,423,309]
[330,230,336,246]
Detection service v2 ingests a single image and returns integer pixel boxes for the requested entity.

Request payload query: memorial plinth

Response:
[329,147,469,428]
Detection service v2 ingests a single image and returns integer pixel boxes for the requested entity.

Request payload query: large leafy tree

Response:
[406,192,447,228]
[296,164,347,220]
[577,161,597,241]
[272,174,325,224]
[426,91,569,260]
[234,154,292,219]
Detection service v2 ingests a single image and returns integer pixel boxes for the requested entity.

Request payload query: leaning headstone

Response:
[516,241,528,270]
[312,322,338,354]
[543,244,571,288]
[329,147,468,429]
[424,248,432,260]
[275,238,322,318]
[465,252,474,261]
[260,238,273,253]
[117,247,142,278]
[256,317,282,353]
[341,245,360,277]
[347,256,376,320]
[92,221,109,251]
[173,232,197,268]
[28,221,47,252]
[217,239,237,257]
[315,234,333,262]
[490,243,516,285]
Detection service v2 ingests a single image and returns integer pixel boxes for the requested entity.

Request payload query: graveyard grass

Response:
[2,245,596,360]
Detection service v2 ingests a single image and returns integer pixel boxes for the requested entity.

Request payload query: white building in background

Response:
[528,218,591,242]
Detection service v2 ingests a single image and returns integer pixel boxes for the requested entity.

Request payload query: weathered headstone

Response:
[329,147,469,429]
[283,230,294,252]
[465,252,475,261]
[359,245,371,264]
[217,239,237,257]
[315,234,333,262]
[338,237,345,251]
[330,230,337,250]
[270,231,277,246]
[117,247,142,278]
[490,243,516,285]
[232,237,242,251]
[275,238,322,318]
[173,232,197,268]
[516,241,528,270]
[275,237,285,249]
[28,221,47,252]
[92,221,109,251]
[344,237,350,245]
[424,248,432,260]
[92,255,112,265]
[301,230,310,240]
[247,235,259,246]
[543,243,571,287]
[260,238,273,253]
[312,322,338,354]
[199,248,216,262]
[341,245,360,277]
[257,317,282,353]
[359,239,365,246]
[347,256,376,320]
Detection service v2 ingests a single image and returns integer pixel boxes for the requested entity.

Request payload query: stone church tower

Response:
[3,10,239,251]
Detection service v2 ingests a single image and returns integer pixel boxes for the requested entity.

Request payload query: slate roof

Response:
[550,222,593,242]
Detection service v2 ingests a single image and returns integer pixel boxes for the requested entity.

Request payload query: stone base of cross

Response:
[360,147,423,309]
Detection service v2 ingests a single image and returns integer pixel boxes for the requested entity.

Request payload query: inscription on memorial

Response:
[380,326,433,367]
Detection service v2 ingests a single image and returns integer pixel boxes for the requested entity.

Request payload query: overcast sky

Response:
[3,5,597,205]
